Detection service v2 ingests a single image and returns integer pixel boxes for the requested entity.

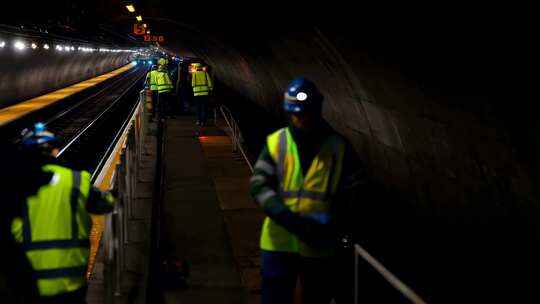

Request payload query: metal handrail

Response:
[219,105,254,173]
[91,88,144,182]
[354,243,427,304]
[90,89,150,299]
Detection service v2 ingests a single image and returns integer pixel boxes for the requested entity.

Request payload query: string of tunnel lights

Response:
[0,2,146,55]
[0,3,170,59]
[0,37,138,53]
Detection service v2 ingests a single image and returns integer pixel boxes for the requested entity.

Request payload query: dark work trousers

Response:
[168,93,178,117]
[37,286,87,304]
[194,95,209,125]
[151,90,158,118]
[178,88,190,113]
[176,91,184,113]
[158,92,173,119]
[261,250,337,304]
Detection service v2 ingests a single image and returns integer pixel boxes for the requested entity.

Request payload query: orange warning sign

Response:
[144,35,165,42]
[133,24,146,35]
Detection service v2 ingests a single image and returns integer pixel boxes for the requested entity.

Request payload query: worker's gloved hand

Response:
[271,209,335,248]
[295,217,336,249]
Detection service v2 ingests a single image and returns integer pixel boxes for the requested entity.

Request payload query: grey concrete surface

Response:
[197,120,265,304]
[160,117,246,303]
[0,51,132,108]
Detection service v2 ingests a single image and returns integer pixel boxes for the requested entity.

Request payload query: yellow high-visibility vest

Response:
[146,70,159,91]
[11,165,98,296]
[260,127,345,257]
[156,67,173,94]
[191,70,213,96]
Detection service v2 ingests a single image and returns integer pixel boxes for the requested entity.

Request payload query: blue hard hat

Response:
[21,122,57,147]
[283,77,323,113]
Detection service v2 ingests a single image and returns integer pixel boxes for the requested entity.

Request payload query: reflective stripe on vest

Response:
[12,165,92,296]
[260,127,345,257]
[280,190,327,200]
[35,266,88,279]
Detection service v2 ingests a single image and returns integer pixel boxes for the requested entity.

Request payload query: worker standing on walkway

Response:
[191,63,213,126]
[145,64,159,120]
[11,123,115,303]
[250,77,364,304]
[156,58,175,120]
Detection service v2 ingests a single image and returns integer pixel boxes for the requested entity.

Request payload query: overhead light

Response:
[14,41,26,51]
[126,4,135,12]
[136,15,142,22]
[146,30,150,34]
[143,23,147,28]
[0,41,5,48]
[43,43,50,50]
[31,43,38,49]
[56,45,64,51]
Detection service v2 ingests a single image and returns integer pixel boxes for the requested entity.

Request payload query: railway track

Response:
[0,65,147,175]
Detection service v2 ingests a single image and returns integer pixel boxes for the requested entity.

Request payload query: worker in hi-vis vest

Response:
[145,64,159,119]
[250,78,364,304]
[11,123,115,303]
[156,58,175,120]
[191,62,213,126]
[175,58,190,113]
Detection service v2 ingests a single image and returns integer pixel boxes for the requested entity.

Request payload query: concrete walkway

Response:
[160,115,261,303]
[199,127,264,304]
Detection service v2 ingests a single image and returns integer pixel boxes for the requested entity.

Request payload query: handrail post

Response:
[232,120,238,152]
[355,245,359,304]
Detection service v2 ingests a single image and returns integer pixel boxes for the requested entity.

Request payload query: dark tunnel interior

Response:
[1,2,538,302]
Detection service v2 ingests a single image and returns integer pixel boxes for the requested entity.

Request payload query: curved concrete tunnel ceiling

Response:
[2,2,537,300]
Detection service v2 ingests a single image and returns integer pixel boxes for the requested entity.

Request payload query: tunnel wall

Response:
[0,50,133,108]
[191,28,536,213]
[175,23,538,301]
